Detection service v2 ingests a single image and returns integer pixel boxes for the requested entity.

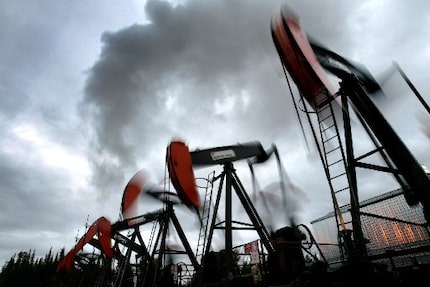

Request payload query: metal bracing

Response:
[199,161,275,287]
[139,201,199,287]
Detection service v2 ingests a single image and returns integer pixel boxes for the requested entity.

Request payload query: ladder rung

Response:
[321,124,335,132]
[317,102,330,112]
[326,146,340,154]
[335,186,349,193]
[323,134,337,144]
[328,158,343,167]
[330,172,346,180]
[319,114,332,123]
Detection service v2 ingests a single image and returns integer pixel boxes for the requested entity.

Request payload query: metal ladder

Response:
[194,171,215,285]
[315,96,351,261]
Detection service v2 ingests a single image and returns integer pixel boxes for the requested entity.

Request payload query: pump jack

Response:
[271,4,430,265]
[188,142,275,286]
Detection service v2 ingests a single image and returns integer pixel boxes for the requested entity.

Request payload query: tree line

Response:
[0,248,74,287]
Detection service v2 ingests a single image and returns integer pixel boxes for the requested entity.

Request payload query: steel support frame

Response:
[203,162,274,287]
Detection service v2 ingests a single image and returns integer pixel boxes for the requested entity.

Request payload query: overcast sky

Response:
[1,0,429,267]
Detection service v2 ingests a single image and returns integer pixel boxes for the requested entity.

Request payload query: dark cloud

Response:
[78,0,430,228]
[1,0,429,268]
[79,0,291,197]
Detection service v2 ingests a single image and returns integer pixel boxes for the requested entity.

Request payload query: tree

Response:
[0,247,70,287]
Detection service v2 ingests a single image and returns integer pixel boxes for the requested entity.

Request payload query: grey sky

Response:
[0,0,429,267]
